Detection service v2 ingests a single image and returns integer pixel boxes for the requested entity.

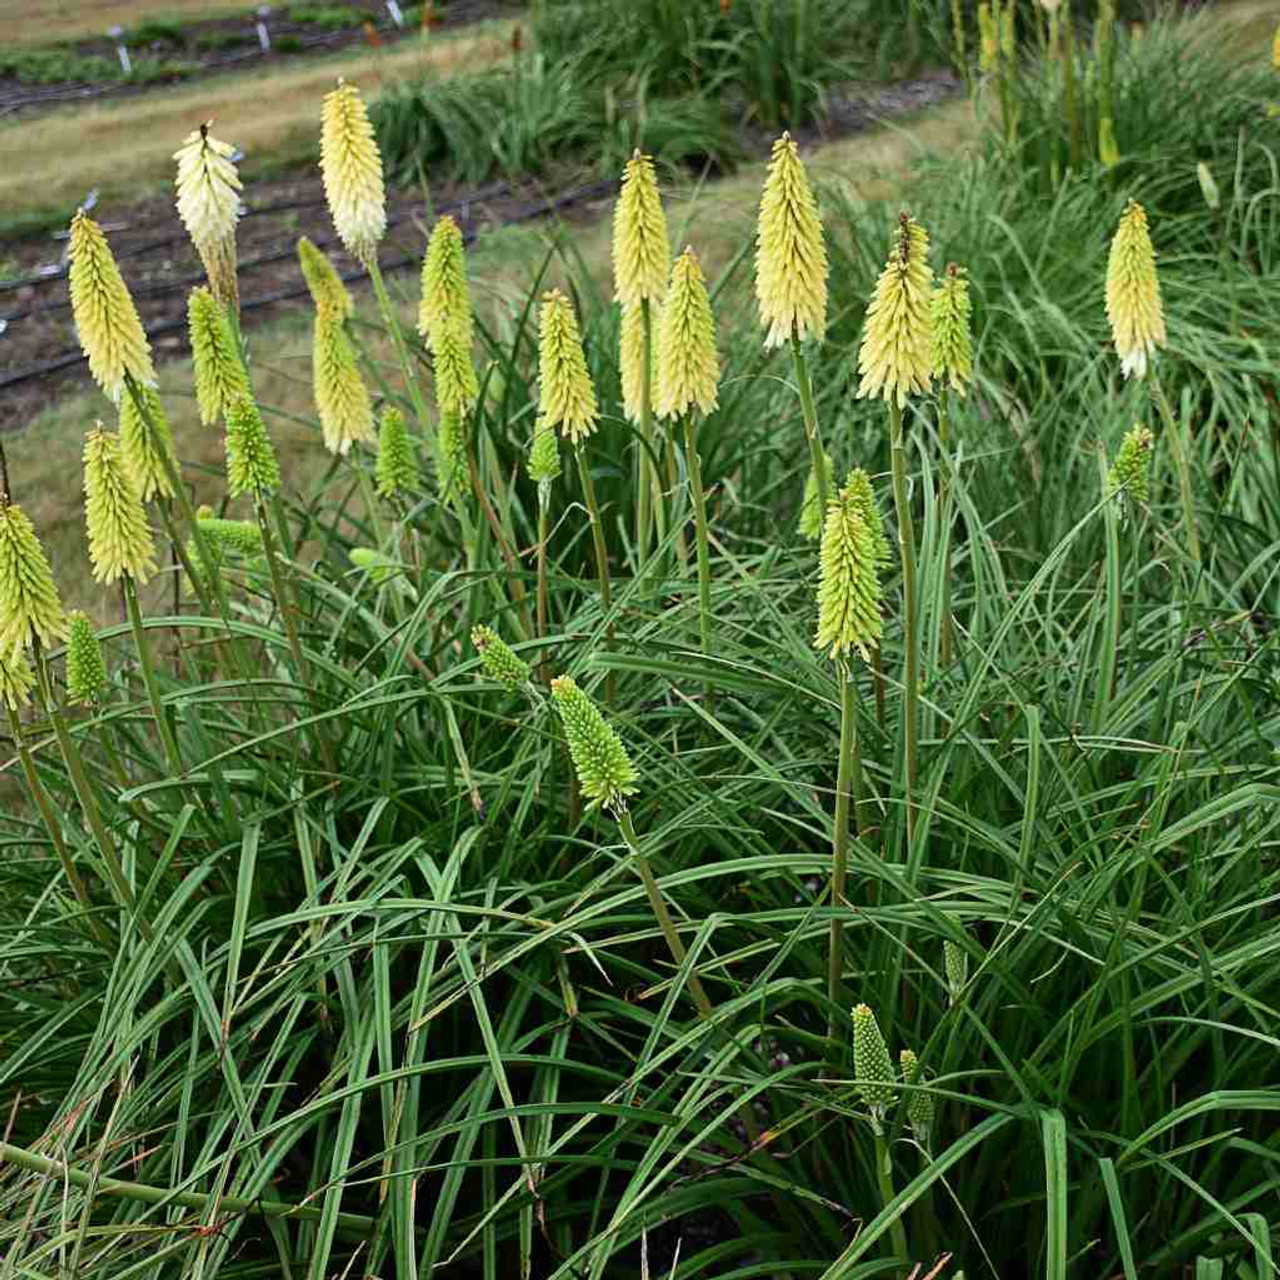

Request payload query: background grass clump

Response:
[1,7,1279,1280]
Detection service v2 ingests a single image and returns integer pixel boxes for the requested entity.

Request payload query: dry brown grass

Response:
[0,0,256,46]
[0,23,513,217]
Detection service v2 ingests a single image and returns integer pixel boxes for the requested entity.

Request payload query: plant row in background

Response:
[1,10,1279,1280]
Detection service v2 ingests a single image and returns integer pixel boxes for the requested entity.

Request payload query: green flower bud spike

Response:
[539,290,599,446]
[0,646,36,710]
[798,450,834,541]
[68,209,156,402]
[436,409,469,509]
[197,514,264,557]
[527,417,562,488]
[1106,200,1165,380]
[349,547,404,586]
[83,426,157,586]
[189,286,250,427]
[852,1003,897,1126]
[224,397,281,497]
[298,236,353,318]
[119,383,178,501]
[376,406,419,499]
[1108,423,1154,506]
[814,477,884,664]
[65,611,108,706]
[471,624,531,691]
[418,216,478,416]
[313,307,374,455]
[755,133,828,349]
[900,1048,935,1148]
[612,150,670,309]
[0,503,67,661]
[857,213,934,407]
[551,675,638,814]
[656,247,719,420]
[944,939,969,1005]
[931,264,974,396]
[847,467,891,567]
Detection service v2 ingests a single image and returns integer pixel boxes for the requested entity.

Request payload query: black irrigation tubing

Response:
[0,177,616,399]
[0,181,515,319]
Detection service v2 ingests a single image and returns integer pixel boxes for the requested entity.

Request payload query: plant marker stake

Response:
[256,7,272,51]
[108,27,131,75]
[386,0,405,25]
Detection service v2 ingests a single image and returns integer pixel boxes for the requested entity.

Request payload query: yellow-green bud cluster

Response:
[944,939,968,1004]
[68,210,156,403]
[0,647,36,710]
[419,216,478,416]
[65,611,108,706]
[376,406,419,498]
[436,409,469,509]
[899,1048,934,1147]
[83,426,157,585]
[814,474,884,664]
[197,514,264,557]
[298,236,353,318]
[0,504,66,660]
[189,287,250,427]
[1108,423,1154,504]
[852,1003,897,1122]
[612,150,670,308]
[857,213,934,407]
[313,308,374,455]
[471,624,531,690]
[798,450,834,541]
[225,397,281,497]
[119,383,178,501]
[656,247,719,420]
[847,467,890,567]
[930,264,974,396]
[528,417,562,488]
[349,547,403,585]
[1106,200,1166,380]
[539,290,599,446]
[551,675,638,813]
[755,133,828,348]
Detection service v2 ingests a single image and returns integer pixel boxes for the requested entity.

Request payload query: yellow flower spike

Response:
[119,383,178,501]
[224,397,281,497]
[0,646,36,710]
[313,307,374,455]
[320,78,386,266]
[173,121,242,310]
[656,247,719,420]
[68,210,155,403]
[755,132,828,349]
[1106,199,1166,380]
[436,409,470,509]
[430,323,480,417]
[418,215,474,353]
[298,236,354,318]
[189,286,251,427]
[930,264,974,396]
[846,467,890,567]
[856,212,934,407]
[619,300,659,423]
[814,476,883,664]
[83,426,157,586]
[538,289,599,445]
[376,406,419,499]
[0,503,66,660]
[612,150,670,308]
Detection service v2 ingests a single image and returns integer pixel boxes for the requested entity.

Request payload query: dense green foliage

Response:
[2,14,1279,1280]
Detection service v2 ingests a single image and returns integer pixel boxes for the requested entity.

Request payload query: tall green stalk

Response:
[874,1132,910,1265]
[575,446,614,702]
[791,330,830,514]
[937,384,954,668]
[827,663,863,1040]
[536,493,551,688]
[122,575,184,779]
[682,415,714,711]
[367,258,432,435]
[636,299,662,561]
[888,402,920,843]
[1151,372,1201,568]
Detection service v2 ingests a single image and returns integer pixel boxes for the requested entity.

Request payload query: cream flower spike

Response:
[755,132,828,349]
[173,121,242,310]
[856,212,934,407]
[538,290,599,445]
[619,301,658,423]
[612,150,670,308]
[320,79,386,266]
[68,210,156,403]
[1106,199,1166,380]
[656,247,719,420]
[83,426,157,586]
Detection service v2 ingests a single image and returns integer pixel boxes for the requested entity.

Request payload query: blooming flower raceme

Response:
[0,503,66,661]
[173,121,242,310]
[68,210,156,402]
[0,647,36,710]
[313,307,374,455]
[189,286,251,427]
[857,213,934,407]
[755,132,828,348]
[224,397,281,497]
[418,216,478,414]
[931,264,974,396]
[847,467,891,568]
[320,79,386,265]
[119,383,178,501]
[1106,200,1166,380]
[814,476,884,663]
[612,150,670,308]
[656,248,719,420]
[619,301,660,423]
[298,236,354,318]
[83,426,157,585]
[538,290,599,445]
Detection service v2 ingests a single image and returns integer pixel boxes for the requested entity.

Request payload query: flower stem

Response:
[536,491,551,688]
[617,809,713,1020]
[873,1131,910,1265]
[367,257,432,435]
[6,702,110,946]
[575,446,614,701]
[1151,371,1201,568]
[636,299,661,563]
[888,400,919,844]
[123,575,184,779]
[937,385,954,668]
[790,330,830,514]
[682,415,715,715]
[828,662,861,1040]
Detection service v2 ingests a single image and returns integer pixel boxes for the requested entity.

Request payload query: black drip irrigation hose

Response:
[0,177,615,403]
